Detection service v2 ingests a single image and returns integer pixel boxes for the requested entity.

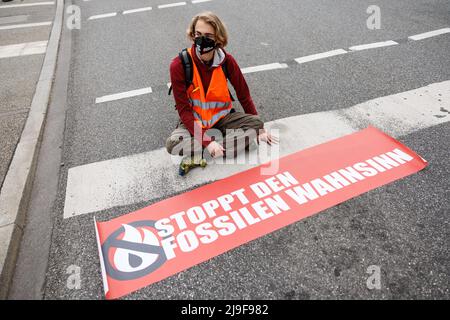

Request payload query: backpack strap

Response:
[168,48,193,95]
[179,48,193,88]
[221,61,235,102]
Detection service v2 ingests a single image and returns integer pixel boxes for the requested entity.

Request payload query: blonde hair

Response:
[186,11,229,48]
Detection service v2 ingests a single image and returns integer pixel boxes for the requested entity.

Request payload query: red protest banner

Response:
[94,126,427,299]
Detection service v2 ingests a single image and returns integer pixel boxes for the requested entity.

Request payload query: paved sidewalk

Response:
[0,0,55,191]
[0,0,62,298]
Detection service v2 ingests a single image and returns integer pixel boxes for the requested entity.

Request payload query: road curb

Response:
[0,0,65,299]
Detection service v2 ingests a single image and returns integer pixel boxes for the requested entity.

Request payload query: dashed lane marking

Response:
[241,63,288,74]
[348,40,398,51]
[408,27,450,41]
[95,87,153,104]
[123,7,152,15]
[158,2,187,9]
[88,12,117,20]
[93,26,449,103]
[295,49,348,64]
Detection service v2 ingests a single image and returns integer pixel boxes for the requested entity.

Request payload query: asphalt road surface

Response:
[8,0,450,300]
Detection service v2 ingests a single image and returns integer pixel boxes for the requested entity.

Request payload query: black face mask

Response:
[194,36,216,55]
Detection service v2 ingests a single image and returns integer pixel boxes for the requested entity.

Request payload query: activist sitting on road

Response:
[166,12,278,167]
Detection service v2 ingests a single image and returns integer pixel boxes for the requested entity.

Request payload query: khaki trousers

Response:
[166,111,264,158]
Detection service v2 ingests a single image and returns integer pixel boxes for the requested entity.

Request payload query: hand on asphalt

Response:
[206,141,225,158]
[257,129,279,145]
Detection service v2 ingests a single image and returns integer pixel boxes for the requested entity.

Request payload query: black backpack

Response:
[168,48,235,101]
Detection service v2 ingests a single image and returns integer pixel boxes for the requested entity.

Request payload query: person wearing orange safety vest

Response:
[166,11,278,161]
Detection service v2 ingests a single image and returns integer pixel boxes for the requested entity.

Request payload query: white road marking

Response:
[0,1,54,9]
[88,12,117,20]
[0,21,51,30]
[0,15,29,25]
[241,63,288,74]
[0,41,47,59]
[408,28,450,41]
[106,64,287,103]
[158,2,187,9]
[91,26,450,104]
[123,7,152,15]
[349,40,398,51]
[192,0,212,3]
[63,81,450,218]
[295,49,347,64]
[95,87,153,104]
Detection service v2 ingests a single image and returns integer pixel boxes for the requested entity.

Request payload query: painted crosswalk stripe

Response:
[0,21,51,30]
[95,87,153,104]
[123,7,153,15]
[241,63,288,74]
[349,40,398,51]
[158,2,187,9]
[0,41,48,59]
[0,1,54,9]
[63,81,450,218]
[408,28,450,41]
[295,49,347,64]
[88,13,117,20]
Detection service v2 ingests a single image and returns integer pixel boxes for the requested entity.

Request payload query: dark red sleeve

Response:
[225,54,258,115]
[169,57,212,148]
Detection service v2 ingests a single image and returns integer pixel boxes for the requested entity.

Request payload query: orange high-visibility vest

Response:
[186,48,232,129]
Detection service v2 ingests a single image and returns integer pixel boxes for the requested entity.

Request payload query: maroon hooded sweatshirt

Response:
[169,45,258,148]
